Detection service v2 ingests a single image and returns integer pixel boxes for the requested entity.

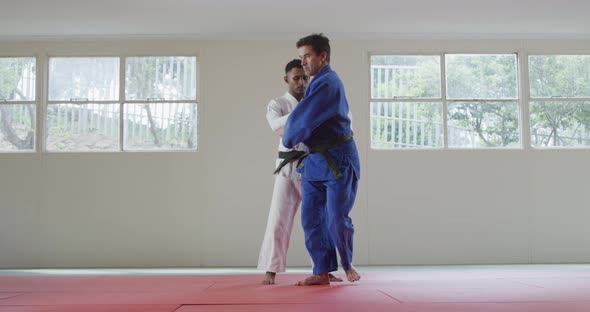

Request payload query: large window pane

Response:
[0,104,35,151]
[529,55,590,98]
[46,103,119,151]
[49,57,119,101]
[371,55,441,99]
[124,103,197,150]
[371,102,442,148]
[446,54,518,99]
[448,102,520,148]
[0,57,36,101]
[126,57,197,100]
[530,101,590,147]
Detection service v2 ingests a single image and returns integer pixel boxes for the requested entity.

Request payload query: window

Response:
[124,56,197,150]
[370,55,443,148]
[370,53,520,149]
[529,55,590,148]
[47,57,120,151]
[45,56,198,152]
[446,54,520,148]
[0,57,36,152]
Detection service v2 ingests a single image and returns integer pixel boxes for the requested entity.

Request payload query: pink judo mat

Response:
[1,266,590,312]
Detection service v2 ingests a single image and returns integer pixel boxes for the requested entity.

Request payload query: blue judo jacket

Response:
[282,65,360,181]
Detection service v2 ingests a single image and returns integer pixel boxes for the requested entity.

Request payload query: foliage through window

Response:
[370,55,443,148]
[47,57,120,151]
[370,53,520,149]
[529,55,590,147]
[0,57,36,151]
[124,57,197,150]
[45,56,198,152]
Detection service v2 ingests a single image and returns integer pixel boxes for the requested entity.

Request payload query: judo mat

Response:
[1,265,590,312]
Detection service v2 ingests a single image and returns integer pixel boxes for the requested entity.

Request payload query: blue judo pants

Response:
[301,164,358,275]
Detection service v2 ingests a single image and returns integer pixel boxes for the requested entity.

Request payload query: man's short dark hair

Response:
[296,33,330,63]
[285,59,302,74]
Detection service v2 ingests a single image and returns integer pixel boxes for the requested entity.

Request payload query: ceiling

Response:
[1,0,589,40]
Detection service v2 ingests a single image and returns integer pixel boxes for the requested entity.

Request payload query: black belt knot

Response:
[303,131,354,179]
[273,150,306,174]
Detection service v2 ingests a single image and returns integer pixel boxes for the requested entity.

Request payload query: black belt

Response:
[273,150,306,174]
[304,131,354,179]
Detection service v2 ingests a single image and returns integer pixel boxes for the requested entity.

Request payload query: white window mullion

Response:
[530,97,590,102]
[119,56,126,152]
[446,98,517,102]
[0,100,37,105]
[370,98,441,103]
[441,53,448,149]
[124,99,197,104]
[38,54,47,152]
[519,49,531,150]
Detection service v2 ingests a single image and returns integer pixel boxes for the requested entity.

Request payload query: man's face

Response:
[285,67,308,98]
[298,45,326,77]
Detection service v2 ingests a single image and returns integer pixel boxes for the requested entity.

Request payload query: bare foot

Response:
[295,273,330,286]
[345,267,361,282]
[328,273,343,282]
[262,271,276,285]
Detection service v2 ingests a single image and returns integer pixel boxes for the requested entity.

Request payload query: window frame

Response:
[527,53,590,149]
[44,53,199,153]
[0,55,38,153]
[370,53,444,150]
[369,51,523,150]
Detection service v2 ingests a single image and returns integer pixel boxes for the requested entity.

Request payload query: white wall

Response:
[0,38,589,269]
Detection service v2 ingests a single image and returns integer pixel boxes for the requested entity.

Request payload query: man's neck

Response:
[289,91,303,102]
[316,63,329,75]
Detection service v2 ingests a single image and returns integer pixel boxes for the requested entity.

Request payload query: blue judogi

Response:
[282,64,360,275]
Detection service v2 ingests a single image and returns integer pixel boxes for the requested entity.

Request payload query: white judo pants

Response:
[257,173,302,273]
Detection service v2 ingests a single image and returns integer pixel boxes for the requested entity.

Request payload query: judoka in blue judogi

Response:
[282,33,361,286]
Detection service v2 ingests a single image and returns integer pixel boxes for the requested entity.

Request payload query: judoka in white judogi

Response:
[257,60,308,285]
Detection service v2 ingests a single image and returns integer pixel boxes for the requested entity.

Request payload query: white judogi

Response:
[257,92,307,273]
